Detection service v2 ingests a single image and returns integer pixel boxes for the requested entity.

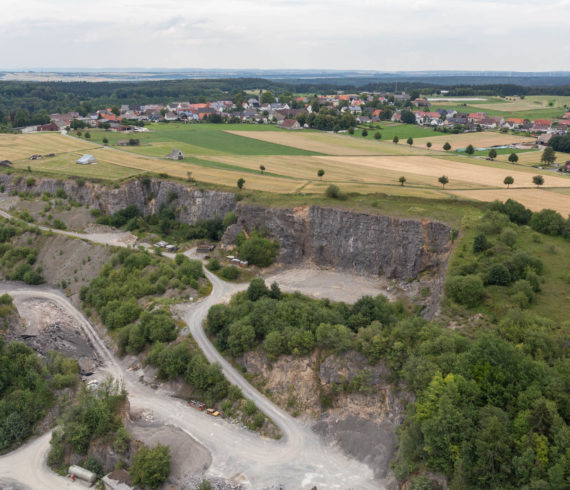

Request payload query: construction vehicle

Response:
[189,399,206,411]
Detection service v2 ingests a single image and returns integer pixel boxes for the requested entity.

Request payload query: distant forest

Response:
[1,77,570,128]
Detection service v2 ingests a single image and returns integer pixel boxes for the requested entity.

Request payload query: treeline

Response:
[0,340,79,453]
[549,134,570,154]
[80,249,205,354]
[94,204,236,243]
[208,277,570,488]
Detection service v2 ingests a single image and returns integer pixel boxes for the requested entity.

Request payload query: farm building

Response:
[279,119,301,130]
[197,243,216,253]
[76,154,97,165]
[167,149,184,160]
[0,160,13,167]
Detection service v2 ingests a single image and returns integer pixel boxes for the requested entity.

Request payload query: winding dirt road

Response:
[0,214,386,488]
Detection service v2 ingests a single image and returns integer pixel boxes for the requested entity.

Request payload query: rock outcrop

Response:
[0,175,236,223]
[224,204,452,280]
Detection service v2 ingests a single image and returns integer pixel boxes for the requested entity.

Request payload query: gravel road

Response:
[0,212,389,489]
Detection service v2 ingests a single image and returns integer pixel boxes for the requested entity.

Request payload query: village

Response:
[19,90,570,146]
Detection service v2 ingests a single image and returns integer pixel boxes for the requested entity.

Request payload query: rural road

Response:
[0,217,387,488]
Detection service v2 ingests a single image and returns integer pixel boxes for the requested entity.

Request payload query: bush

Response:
[219,266,240,280]
[130,444,171,490]
[444,275,485,307]
[238,234,278,267]
[530,209,568,236]
[500,229,517,247]
[486,264,512,286]
[491,199,532,225]
[473,233,492,253]
[206,258,221,271]
[325,184,346,200]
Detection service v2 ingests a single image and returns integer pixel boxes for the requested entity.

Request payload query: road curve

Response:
[0,214,384,488]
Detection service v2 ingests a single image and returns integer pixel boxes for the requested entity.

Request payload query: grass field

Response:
[353,123,437,141]
[87,123,319,156]
[412,132,535,151]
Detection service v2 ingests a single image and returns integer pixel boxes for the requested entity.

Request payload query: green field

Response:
[353,123,437,141]
[87,123,321,156]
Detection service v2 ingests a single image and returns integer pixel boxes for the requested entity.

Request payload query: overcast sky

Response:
[1,0,569,71]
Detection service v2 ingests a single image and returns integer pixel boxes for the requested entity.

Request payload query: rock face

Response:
[0,175,236,223]
[225,204,452,279]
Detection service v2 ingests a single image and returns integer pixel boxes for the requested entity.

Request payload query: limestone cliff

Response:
[0,175,236,223]
[224,204,453,280]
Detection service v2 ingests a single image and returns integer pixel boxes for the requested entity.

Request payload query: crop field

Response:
[353,123,437,141]
[227,130,433,156]
[494,149,567,166]
[0,133,99,161]
[412,132,535,151]
[450,189,570,215]
[10,151,144,180]
[2,128,570,213]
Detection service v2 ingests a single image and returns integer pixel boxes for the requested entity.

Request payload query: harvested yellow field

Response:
[227,130,431,156]
[301,181,450,199]
[495,150,566,167]
[413,132,535,151]
[0,133,99,161]
[320,155,570,189]
[199,154,479,190]
[88,148,304,193]
[11,152,144,180]
[449,189,570,215]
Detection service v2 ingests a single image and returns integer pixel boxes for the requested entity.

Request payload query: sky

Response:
[1,0,569,71]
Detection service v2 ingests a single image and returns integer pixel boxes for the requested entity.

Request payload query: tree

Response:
[443,142,451,151]
[407,137,414,146]
[393,136,399,144]
[401,110,416,124]
[130,444,171,490]
[399,176,406,186]
[111,106,120,116]
[348,127,355,135]
[533,175,544,188]
[427,142,432,149]
[489,148,497,160]
[374,131,381,140]
[259,165,265,174]
[261,91,275,104]
[465,144,475,155]
[102,137,108,145]
[541,146,556,165]
[504,176,514,188]
[317,169,325,180]
[438,175,449,188]
[84,132,91,139]
[237,178,245,189]
[508,152,519,163]
[362,129,368,137]
[473,233,492,253]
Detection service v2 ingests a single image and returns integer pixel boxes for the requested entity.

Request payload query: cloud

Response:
[0,0,568,70]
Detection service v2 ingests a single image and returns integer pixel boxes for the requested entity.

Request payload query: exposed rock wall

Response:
[0,175,236,223]
[225,204,453,279]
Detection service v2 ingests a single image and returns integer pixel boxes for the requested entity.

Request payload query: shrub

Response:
[491,199,532,225]
[325,184,346,200]
[238,234,278,267]
[511,279,535,305]
[530,209,568,236]
[444,275,485,307]
[219,266,240,280]
[486,264,512,286]
[473,233,492,253]
[500,229,517,247]
[130,444,171,490]
[206,258,221,271]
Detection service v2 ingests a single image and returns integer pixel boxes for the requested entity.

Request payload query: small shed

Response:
[197,243,216,253]
[76,154,97,165]
[167,149,184,160]
[0,160,13,167]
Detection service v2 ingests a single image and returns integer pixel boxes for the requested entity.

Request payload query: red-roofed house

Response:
[504,118,525,129]
[532,119,552,132]
[563,113,570,120]
[372,109,383,119]
[412,98,429,108]
[468,112,486,122]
